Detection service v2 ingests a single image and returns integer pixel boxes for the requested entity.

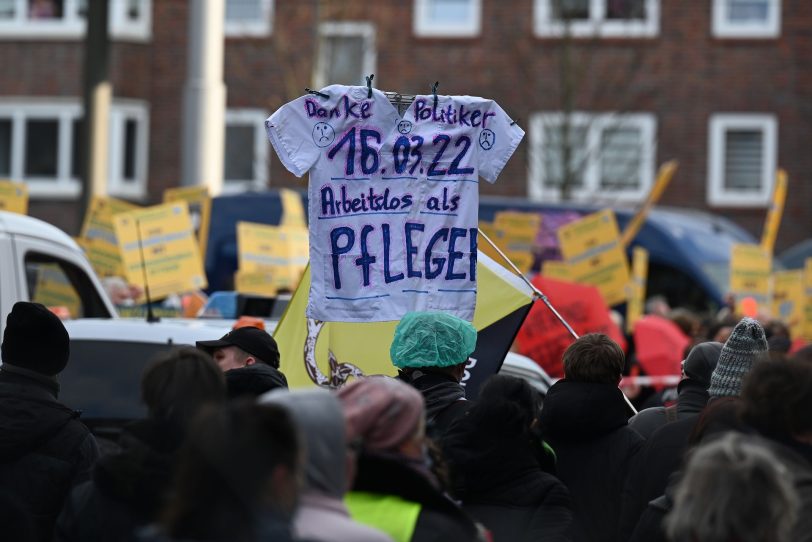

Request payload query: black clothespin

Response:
[304,87,329,99]
[431,81,439,109]
[366,74,374,98]
[510,118,519,126]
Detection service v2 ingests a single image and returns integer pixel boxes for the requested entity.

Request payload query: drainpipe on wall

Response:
[181,0,226,195]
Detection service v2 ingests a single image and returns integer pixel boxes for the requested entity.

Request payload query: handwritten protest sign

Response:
[80,197,140,277]
[164,186,212,261]
[557,209,630,306]
[266,85,524,322]
[772,270,803,339]
[626,247,649,333]
[237,222,308,291]
[729,243,771,312]
[0,180,28,214]
[114,202,207,301]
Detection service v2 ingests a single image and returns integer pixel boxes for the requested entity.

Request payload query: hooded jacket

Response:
[55,419,184,542]
[225,363,288,399]
[261,389,394,542]
[0,368,99,542]
[538,380,643,542]
[396,370,471,440]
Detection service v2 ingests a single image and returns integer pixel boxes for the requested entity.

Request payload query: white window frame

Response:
[224,0,273,38]
[413,0,482,37]
[528,112,657,203]
[0,97,150,200]
[0,0,152,41]
[707,113,777,207]
[313,21,376,90]
[712,0,780,39]
[108,100,150,200]
[223,108,268,194]
[534,0,659,38]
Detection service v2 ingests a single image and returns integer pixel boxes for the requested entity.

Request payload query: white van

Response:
[0,211,117,335]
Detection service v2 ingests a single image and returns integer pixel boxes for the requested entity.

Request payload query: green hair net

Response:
[390,311,478,369]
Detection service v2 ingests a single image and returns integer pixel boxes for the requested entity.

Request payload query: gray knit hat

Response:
[708,318,768,398]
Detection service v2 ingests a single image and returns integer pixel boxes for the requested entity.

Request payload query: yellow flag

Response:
[760,169,787,255]
[273,251,534,389]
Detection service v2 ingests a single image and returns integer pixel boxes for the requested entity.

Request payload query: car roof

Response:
[0,210,81,250]
[63,318,237,345]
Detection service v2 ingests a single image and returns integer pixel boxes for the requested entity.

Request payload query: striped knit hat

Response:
[708,317,768,398]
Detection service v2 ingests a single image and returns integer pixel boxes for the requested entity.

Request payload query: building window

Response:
[712,0,780,38]
[413,0,481,37]
[529,112,657,202]
[224,109,268,193]
[708,114,777,207]
[225,0,272,37]
[313,22,376,90]
[534,0,659,37]
[0,0,151,40]
[0,99,149,199]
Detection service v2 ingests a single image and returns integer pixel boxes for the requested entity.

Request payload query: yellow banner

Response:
[772,269,803,339]
[626,247,649,334]
[621,160,678,248]
[237,222,309,291]
[0,180,28,215]
[558,209,630,306]
[280,188,307,228]
[164,185,212,262]
[80,196,139,277]
[114,202,207,301]
[729,243,771,312]
[760,169,787,255]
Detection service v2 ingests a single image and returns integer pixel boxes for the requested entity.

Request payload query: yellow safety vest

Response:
[345,491,422,542]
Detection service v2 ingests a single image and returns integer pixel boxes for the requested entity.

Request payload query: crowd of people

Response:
[0,300,811,542]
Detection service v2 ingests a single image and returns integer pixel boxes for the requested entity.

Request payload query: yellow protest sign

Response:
[729,243,771,312]
[804,259,812,341]
[557,209,630,306]
[80,196,139,277]
[114,202,207,301]
[492,211,541,274]
[237,222,309,291]
[235,270,279,297]
[760,169,787,255]
[30,264,81,318]
[621,160,678,248]
[626,247,649,333]
[0,180,28,214]
[772,270,803,339]
[541,260,571,281]
[477,222,504,264]
[164,186,212,261]
[280,188,307,228]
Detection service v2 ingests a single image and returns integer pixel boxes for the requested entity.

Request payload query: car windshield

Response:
[60,340,192,420]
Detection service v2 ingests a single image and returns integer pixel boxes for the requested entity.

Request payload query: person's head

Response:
[390,311,477,383]
[162,401,301,542]
[471,374,542,437]
[669,308,700,339]
[681,342,724,389]
[141,347,227,430]
[665,433,798,542]
[1,301,70,376]
[261,388,349,498]
[645,295,670,317]
[562,333,624,385]
[337,376,425,461]
[707,317,768,399]
[740,360,812,444]
[196,326,281,371]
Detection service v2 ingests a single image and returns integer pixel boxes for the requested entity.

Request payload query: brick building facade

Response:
[0,0,809,252]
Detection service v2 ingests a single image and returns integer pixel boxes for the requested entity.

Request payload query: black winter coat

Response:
[443,414,573,542]
[0,368,99,542]
[225,363,288,399]
[351,451,481,542]
[538,380,643,542]
[55,419,185,542]
[628,379,708,439]
[396,370,472,440]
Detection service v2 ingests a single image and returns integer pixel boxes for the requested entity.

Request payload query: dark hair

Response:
[741,360,812,440]
[161,401,300,542]
[562,333,625,385]
[473,374,541,436]
[141,347,226,430]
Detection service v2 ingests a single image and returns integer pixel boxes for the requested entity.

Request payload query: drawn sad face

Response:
[312,122,336,147]
[397,120,413,134]
[479,129,495,150]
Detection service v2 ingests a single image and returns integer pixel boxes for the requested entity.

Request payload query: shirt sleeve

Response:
[477,100,525,184]
[265,96,322,178]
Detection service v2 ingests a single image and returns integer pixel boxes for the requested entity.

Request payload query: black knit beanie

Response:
[2,302,70,376]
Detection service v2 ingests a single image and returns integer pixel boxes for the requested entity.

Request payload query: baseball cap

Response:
[196,327,280,368]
